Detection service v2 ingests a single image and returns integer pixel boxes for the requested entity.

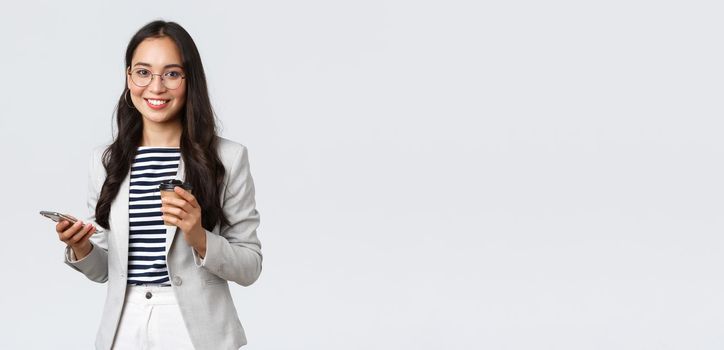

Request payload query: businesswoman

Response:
[54,20,262,350]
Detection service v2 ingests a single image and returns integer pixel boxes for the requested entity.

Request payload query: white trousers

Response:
[111,285,195,350]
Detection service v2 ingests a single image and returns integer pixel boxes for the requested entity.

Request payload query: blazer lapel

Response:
[165,155,185,255]
[111,169,130,272]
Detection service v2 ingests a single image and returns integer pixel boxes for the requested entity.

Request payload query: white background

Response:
[1,0,722,349]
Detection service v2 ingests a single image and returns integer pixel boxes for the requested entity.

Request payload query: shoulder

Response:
[86,143,111,183]
[91,144,109,158]
[215,136,249,164]
[89,143,111,169]
[216,136,247,153]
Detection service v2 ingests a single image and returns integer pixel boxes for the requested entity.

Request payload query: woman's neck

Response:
[140,120,182,147]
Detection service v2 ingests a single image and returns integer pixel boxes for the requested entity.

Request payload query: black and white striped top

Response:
[127,146,181,286]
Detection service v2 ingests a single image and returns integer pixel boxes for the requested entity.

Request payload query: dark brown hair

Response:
[95,20,229,231]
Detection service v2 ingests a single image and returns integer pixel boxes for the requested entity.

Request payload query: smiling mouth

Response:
[144,98,170,110]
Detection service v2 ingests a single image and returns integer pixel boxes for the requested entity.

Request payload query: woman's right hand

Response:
[56,219,97,260]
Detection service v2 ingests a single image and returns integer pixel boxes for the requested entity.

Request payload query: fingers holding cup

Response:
[159,180,194,226]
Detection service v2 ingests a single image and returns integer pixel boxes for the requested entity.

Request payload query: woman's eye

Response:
[135,69,150,77]
[165,71,182,79]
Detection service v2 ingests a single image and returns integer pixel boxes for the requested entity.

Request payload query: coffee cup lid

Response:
[159,179,193,191]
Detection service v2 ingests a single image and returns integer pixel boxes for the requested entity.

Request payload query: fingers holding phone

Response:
[57,219,96,260]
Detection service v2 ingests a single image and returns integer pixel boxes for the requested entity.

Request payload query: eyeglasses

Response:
[127,67,186,90]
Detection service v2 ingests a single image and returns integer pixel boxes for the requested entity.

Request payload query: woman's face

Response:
[127,36,187,124]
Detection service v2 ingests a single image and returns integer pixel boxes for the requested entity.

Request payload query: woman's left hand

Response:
[161,186,207,257]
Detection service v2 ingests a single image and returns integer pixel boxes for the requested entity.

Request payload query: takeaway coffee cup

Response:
[159,179,193,226]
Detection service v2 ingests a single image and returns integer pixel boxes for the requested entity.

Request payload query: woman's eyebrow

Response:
[133,62,184,69]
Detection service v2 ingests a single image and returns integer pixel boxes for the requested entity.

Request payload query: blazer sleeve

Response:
[193,144,262,286]
[64,146,109,283]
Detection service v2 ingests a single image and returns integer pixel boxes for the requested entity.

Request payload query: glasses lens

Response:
[131,69,151,87]
[162,71,184,90]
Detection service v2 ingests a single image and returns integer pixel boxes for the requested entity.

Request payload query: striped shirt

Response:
[127,146,181,286]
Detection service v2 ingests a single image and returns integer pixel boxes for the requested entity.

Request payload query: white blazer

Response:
[65,136,262,350]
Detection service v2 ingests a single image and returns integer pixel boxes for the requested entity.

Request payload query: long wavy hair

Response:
[95,20,229,231]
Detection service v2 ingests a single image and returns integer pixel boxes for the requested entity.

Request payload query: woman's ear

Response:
[126,67,133,90]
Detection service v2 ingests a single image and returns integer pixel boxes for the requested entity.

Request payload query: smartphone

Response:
[39,210,104,233]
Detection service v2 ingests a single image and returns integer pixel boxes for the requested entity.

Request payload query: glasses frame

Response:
[127,66,186,90]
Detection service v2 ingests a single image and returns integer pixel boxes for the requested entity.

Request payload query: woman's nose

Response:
[148,75,167,93]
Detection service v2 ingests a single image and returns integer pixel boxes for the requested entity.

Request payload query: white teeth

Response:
[147,99,168,106]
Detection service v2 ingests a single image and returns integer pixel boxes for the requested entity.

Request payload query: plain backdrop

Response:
[1,0,723,349]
